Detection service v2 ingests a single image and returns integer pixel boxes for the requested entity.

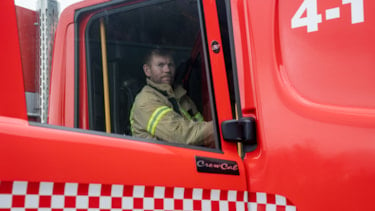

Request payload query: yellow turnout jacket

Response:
[130,79,213,145]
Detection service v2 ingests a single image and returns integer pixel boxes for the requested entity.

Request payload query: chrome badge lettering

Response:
[196,156,240,175]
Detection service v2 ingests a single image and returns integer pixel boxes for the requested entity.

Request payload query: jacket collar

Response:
[146,78,187,99]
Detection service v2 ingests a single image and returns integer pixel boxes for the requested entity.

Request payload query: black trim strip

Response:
[224,0,242,119]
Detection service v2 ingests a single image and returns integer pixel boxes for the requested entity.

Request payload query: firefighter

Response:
[130,48,214,147]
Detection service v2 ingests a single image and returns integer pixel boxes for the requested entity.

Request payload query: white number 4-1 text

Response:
[291,0,364,32]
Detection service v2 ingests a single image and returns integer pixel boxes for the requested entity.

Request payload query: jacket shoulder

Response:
[134,85,167,106]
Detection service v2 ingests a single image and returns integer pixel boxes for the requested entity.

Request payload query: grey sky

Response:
[15,0,84,15]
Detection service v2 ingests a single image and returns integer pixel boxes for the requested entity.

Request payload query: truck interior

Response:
[84,0,213,135]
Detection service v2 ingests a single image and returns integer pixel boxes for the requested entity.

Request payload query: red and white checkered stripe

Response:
[249,192,297,211]
[0,181,249,211]
[0,181,296,211]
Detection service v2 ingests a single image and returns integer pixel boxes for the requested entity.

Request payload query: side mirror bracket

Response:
[221,117,256,144]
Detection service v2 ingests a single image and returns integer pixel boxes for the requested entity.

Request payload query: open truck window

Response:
[84,0,215,147]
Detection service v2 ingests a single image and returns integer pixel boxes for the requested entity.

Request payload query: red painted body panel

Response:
[0,0,27,120]
[15,6,37,93]
[48,5,74,126]
[230,0,375,210]
[0,117,247,190]
[78,14,92,130]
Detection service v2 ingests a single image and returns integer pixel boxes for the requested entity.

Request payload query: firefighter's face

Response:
[143,55,175,85]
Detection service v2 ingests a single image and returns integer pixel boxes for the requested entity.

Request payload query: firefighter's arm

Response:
[154,112,214,146]
[179,95,205,122]
[134,98,213,146]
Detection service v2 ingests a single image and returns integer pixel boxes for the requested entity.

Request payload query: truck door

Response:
[1,0,250,210]
[226,0,375,210]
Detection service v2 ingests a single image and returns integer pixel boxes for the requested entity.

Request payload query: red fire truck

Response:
[1,0,375,210]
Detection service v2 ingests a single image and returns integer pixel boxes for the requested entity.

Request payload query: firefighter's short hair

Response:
[144,48,174,66]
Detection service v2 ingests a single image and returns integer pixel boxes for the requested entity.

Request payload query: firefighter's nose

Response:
[164,65,171,73]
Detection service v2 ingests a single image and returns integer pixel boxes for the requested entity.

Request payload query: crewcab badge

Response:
[195,156,239,175]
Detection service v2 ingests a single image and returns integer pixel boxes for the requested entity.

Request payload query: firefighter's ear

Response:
[143,64,151,77]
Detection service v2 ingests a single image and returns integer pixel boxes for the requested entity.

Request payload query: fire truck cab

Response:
[1,0,375,210]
